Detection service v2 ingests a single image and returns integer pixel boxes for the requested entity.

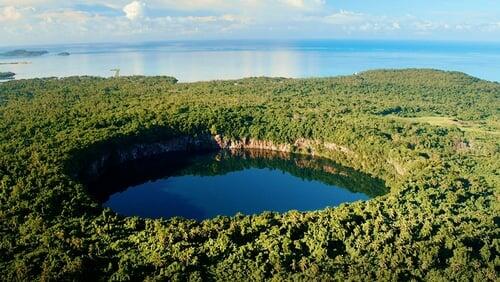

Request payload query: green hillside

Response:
[0,69,498,280]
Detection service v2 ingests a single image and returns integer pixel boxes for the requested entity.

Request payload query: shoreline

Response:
[0,61,31,65]
[2,68,499,83]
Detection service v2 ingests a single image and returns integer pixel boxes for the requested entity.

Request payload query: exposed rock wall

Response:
[84,134,364,179]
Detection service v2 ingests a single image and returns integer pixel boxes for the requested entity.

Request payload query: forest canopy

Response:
[0,69,498,281]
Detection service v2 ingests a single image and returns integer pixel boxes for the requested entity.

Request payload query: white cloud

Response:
[0,6,21,21]
[133,0,324,13]
[39,10,90,24]
[414,21,434,31]
[0,1,499,45]
[280,0,324,9]
[489,22,500,31]
[323,10,364,25]
[147,13,252,35]
[123,1,145,20]
[124,0,240,13]
[280,0,306,9]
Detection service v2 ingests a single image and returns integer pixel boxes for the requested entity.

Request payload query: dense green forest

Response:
[0,69,498,280]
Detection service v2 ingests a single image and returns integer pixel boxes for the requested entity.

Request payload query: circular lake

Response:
[88,150,386,221]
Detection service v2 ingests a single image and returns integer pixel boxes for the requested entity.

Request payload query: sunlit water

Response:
[88,150,386,221]
[1,40,499,82]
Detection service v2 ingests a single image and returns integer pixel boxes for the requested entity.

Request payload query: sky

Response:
[0,0,499,46]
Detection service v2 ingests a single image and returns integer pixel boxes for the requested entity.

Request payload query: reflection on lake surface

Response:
[87,150,386,221]
[1,40,500,82]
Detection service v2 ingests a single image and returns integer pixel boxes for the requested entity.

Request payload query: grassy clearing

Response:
[388,115,500,136]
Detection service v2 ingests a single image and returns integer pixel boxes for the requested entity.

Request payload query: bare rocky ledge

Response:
[84,134,359,179]
[82,133,406,186]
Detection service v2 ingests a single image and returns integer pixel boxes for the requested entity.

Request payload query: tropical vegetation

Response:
[0,69,498,280]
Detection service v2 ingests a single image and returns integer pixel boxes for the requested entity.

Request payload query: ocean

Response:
[1,40,499,82]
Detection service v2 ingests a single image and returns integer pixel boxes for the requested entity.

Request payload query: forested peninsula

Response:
[0,69,498,280]
[0,49,48,57]
[0,72,15,80]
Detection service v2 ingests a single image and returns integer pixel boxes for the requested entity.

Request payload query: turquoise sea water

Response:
[1,40,499,82]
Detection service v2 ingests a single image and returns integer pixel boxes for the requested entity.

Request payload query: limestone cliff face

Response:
[84,134,359,179]
[213,135,292,152]
[86,135,217,178]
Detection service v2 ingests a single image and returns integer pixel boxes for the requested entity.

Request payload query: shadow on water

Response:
[106,186,208,219]
[85,149,387,220]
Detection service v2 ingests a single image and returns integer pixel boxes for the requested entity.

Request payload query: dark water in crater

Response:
[88,150,386,221]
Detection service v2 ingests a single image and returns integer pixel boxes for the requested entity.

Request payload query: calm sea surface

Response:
[1,40,499,82]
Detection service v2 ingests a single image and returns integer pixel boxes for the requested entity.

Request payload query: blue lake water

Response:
[105,168,370,220]
[90,150,386,221]
[1,40,499,82]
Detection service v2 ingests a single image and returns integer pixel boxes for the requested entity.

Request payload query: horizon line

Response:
[2,38,500,49]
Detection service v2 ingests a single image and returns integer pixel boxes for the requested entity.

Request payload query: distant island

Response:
[0,49,48,57]
[0,61,31,65]
[57,52,70,56]
[0,72,15,79]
